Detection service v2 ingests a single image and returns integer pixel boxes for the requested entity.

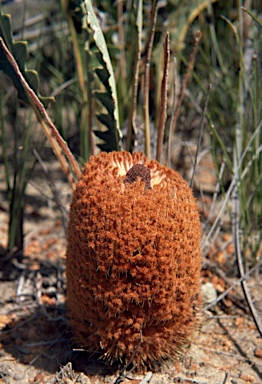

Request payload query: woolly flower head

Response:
[66,151,201,370]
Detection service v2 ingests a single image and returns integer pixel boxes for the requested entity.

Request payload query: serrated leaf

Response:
[0,12,54,107]
[93,130,117,152]
[96,113,114,131]
[95,67,110,86]
[80,0,122,152]
[94,91,114,116]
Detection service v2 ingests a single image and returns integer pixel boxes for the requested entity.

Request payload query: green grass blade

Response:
[0,12,54,108]
[81,0,122,152]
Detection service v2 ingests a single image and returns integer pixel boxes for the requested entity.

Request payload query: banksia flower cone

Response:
[66,151,201,369]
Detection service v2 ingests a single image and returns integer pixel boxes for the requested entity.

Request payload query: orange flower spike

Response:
[66,151,202,370]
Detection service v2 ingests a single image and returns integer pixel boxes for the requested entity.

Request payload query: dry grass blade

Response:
[156,32,170,163]
[29,329,68,366]
[189,83,211,188]
[202,160,225,234]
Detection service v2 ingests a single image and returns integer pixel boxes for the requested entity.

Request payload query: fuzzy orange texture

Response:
[66,151,202,369]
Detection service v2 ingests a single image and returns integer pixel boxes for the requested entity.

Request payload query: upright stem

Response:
[126,0,143,152]
[0,37,81,185]
[143,0,158,159]
[61,0,91,161]
[156,32,170,163]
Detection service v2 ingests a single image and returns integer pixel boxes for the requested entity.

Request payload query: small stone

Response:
[254,348,262,358]
[240,373,255,383]
[201,282,217,305]
[33,373,45,382]
[13,372,25,381]
[75,373,91,384]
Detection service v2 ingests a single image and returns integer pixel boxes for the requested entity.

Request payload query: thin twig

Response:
[222,372,229,384]
[56,362,75,382]
[114,330,143,384]
[203,260,262,311]
[202,121,261,251]
[174,378,208,384]
[156,32,170,163]
[140,372,153,384]
[203,255,235,287]
[166,57,177,167]
[1,313,37,335]
[232,158,262,336]
[29,329,67,366]
[143,0,158,159]
[0,37,81,186]
[199,346,262,368]
[202,160,226,234]
[189,84,211,188]
[24,339,68,347]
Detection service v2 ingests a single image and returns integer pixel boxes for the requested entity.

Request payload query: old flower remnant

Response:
[66,151,202,370]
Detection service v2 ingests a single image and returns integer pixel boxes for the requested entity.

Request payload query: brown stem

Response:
[0,37,81,187]
[156,32,170,163]
[189,83,211,188]
[143,0,158,159]
[166,57,177,167]
[126,1,142,152]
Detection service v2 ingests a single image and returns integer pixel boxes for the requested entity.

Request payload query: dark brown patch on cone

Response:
[124,164,151,191]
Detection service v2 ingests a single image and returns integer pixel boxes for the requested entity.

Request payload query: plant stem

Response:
[143,0,158,159]
[156,32,170,163]
[61,0,91,161]
[126,0,143,152]
[0,37,81,186]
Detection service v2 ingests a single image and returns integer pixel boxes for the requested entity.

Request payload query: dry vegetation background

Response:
[0,0,262,383]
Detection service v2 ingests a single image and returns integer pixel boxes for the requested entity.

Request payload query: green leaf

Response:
[95,67,110,86]
[93,129,117,152]
[0,12,54,107]
[80,0,122,152]
[96,113,114,131]
[94,91,114,116]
